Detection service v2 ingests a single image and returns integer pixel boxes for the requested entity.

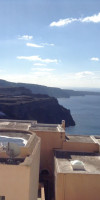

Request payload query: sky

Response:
[0,0,100,89]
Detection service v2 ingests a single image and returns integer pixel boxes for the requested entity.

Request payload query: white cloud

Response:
[41,58,58,64]
[26,43,44,48]
[32,67,55,72]
[75,71,95,78]
[50,13,100,27]
[33,63,47,66]
[17,55,40,61]
[26,42,54,48]
[18,36,54,47]
[18,35,33,40]
[81,13,100,23]
[41,43,55,46]
[90,57,99,61]
[17,55,58,64]
[50,18,77,27]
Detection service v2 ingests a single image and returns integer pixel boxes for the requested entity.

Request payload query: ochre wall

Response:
[0,164,30,200]
[34,130,64,200]
[29,136,41,200]
[62,141,99,153]
[55,173,100,200]
[34,131,64,174]
[0,134,41,200]
[34,129,99,176]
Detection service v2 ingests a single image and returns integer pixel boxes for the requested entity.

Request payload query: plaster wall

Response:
[0,164,30,200]
[0,133,41,200]
[26,133,39,154]
[28,136,41,200]
[62,141,99,153]
[55,173,100,200]
[34,131,64,174]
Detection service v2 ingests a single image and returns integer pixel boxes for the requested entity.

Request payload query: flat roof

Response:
[30,124,64,132]
[0,121,31,131]
[31,126,58,132]
[66,135,94,143]
[54,151,100,174]
[0,120,65,133]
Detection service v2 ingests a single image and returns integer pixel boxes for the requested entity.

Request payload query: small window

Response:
[0,196,5,200]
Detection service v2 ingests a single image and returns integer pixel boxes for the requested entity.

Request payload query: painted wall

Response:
[0,164,30,200]
[34,131,65,174]
[0,133,41,200]
[29,136,41,200]
[62,141,99,153]
[33,130,65,200]
[55,172,100,200]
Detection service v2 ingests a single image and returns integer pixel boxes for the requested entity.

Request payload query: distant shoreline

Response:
[0,79,100,98]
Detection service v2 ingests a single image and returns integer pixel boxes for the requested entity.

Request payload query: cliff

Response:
[0,79,100,98]
[0,86,32,95]
[0,88,75,127]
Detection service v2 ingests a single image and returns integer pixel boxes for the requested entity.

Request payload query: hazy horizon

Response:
[1,78,100,92]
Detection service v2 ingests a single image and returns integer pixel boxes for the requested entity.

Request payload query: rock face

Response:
[0,88,75,127]
[0,79,100,98]
[0,86,32,95]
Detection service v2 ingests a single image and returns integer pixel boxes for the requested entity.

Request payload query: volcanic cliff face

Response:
[0,87,75,127]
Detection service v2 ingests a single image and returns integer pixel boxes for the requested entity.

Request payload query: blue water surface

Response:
[58,95,100,135]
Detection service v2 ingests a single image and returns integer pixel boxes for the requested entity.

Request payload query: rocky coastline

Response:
[0,87,75,127]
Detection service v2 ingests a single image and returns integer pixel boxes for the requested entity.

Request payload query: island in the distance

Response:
[0,87,75,127]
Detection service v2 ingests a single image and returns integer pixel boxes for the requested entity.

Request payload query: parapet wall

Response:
[62,141,99,153]
[0,128,41,200]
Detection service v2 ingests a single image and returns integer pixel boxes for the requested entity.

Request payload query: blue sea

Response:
[58,95,100,135]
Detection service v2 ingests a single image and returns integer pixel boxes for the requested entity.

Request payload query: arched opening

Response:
[40,169,49,176]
